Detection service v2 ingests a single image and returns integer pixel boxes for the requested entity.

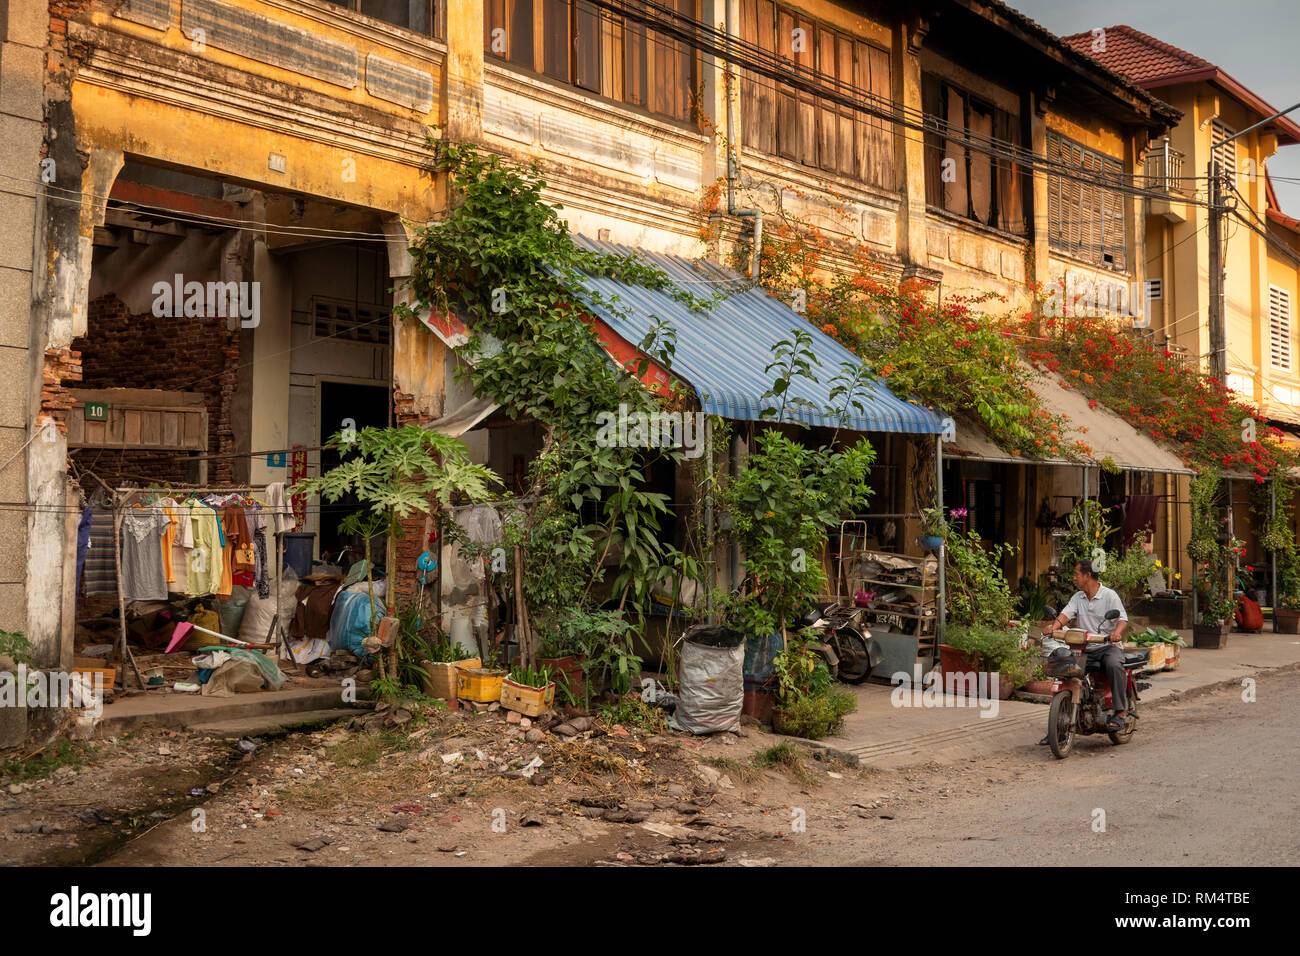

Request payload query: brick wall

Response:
[71,293,239,485]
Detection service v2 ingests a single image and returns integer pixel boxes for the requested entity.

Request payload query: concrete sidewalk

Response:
[818,630,1300,769]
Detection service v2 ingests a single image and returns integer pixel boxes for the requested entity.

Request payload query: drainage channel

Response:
[42,716,344,867]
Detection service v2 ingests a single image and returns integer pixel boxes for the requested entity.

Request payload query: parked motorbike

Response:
[1040,607,1152,759]
[798,601,883,684]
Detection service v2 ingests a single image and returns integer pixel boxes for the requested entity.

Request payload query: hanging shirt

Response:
[159,497,194,592]
[121,506,169,602]
[185,499,225,597]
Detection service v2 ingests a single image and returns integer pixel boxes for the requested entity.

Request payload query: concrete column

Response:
[385,217,447,425]
[442,0,484,145]
[1028,90,1052,299]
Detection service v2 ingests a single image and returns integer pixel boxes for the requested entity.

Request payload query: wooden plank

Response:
[123,409,142,446]
[141,410,162,447]
[163,411,181,447]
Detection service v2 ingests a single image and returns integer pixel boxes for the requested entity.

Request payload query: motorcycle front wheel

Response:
[1047,690,1075,759]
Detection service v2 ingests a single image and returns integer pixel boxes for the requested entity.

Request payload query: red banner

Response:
[290,445,308,531]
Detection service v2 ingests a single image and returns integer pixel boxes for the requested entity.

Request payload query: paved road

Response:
[813,669,1298,866]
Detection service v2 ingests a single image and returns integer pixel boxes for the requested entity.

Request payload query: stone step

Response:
[187,708,360,739]
[98,685,351,736]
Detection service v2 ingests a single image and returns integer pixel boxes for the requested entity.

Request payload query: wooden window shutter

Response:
[995,109,1023,234]
[835,35,854,176]
[1102,158,1125,268]
[776,8,799,161]
[817,26,837,171]
[542,0,569,81]
[573,0,601,92]
[740,0,759,150]
[624,16,647,107]
[968,102,993,225]
[922,71,943,206]
[1047,133,1062,246]
[1270,285,1292,371]
[795,15,817,165]
[867,44,892,189]
[943,85,967,217]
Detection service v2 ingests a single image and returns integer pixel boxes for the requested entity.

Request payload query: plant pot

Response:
[540,655,586,704]
[993,672,1016,699]
[1274,608,1300,634]
[419,657,481,700]
[921,535,944,551]
[1021,679,1059,696]
[1193,622,1231,649]
[456,667,507,702]
[938,644,980,677]
[500,678,557,717]
[742,683,776,725]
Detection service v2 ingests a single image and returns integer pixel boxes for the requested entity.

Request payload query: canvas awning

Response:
[566,237,946,436]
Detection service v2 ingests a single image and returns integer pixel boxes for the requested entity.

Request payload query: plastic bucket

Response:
[281,532,316,579]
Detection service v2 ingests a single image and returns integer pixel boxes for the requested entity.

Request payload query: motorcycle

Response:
[1039,607,1152,759]
[798,601,883,684]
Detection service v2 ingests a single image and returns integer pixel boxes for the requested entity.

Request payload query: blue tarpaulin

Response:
[567,237,945,435]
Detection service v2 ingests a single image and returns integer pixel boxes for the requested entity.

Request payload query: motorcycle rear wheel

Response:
[1047,690,1075,759]
[1108,694,1137,745]
[834,630,874,684]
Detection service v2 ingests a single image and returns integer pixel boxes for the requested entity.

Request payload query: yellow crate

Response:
[499,678,556,717]
[456,667,506,703]
[420,658,481,700]
[1146,643,1167,670]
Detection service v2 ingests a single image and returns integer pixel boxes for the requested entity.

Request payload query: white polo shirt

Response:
[1063,584,1128,636]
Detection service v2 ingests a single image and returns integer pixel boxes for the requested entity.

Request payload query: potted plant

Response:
[500,663,556,717]
[770,636,856,738]
[417,632,481,700]
[941,624,1037,699]
[1195,598,1236,648]
[918,505,948,552]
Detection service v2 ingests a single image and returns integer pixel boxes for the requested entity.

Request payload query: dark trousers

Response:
[1087,643,1127,711]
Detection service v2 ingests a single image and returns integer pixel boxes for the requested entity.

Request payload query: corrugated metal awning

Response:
[566,238,946,436]
[943,368,1194,475]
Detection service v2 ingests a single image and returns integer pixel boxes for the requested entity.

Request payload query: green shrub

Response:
[777,687,856,740]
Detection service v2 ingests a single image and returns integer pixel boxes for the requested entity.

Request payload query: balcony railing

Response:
[1144,138,1189,196]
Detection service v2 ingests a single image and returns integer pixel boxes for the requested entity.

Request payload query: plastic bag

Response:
[238,566,298,644]
[328,590,386,657]
[671,625,745,735]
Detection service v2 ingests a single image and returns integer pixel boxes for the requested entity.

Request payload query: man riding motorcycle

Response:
[1038,559,1130,743]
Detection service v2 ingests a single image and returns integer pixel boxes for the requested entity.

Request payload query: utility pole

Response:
[1208,159,1225,381]
[1205,101,1300,382]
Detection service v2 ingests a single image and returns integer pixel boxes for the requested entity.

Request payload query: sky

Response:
[1009,0,1300,213]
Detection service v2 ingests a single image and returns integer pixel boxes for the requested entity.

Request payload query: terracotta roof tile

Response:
[1062,25,1213,84]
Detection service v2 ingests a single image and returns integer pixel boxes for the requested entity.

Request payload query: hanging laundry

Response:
[76,504,92,596]
[159,497,194,592]
[265,481,294,534]
[185,498,225,597]
[83,508,118,595]
[120,506,169,602]
[247,501,271,599]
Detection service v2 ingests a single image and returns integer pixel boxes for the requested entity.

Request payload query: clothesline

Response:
[93,480,298,692]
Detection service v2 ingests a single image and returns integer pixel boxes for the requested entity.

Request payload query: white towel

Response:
[265,482,294,535]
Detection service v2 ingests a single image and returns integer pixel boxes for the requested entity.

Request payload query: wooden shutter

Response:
[1212,120,1237,183]
[835,35,854,175]
[624,17,646,107]
[1102,158,1125,268]
[1270,285,1292,371]
[968,102,993,225]
[776,8,799,161]
[922,71,942,206]
[817,27,837,172]
[740,0,776,156]
[867,44,892,189]
[943,85,967,217]
[486,0,535,68]
[1047,132,1062,247]
[994,109,1023,234]
[542,0,568,81]
[573,0,600,92]
[795,15,817,164]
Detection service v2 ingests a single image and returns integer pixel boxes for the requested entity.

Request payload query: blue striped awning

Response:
[566,237,945,435]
